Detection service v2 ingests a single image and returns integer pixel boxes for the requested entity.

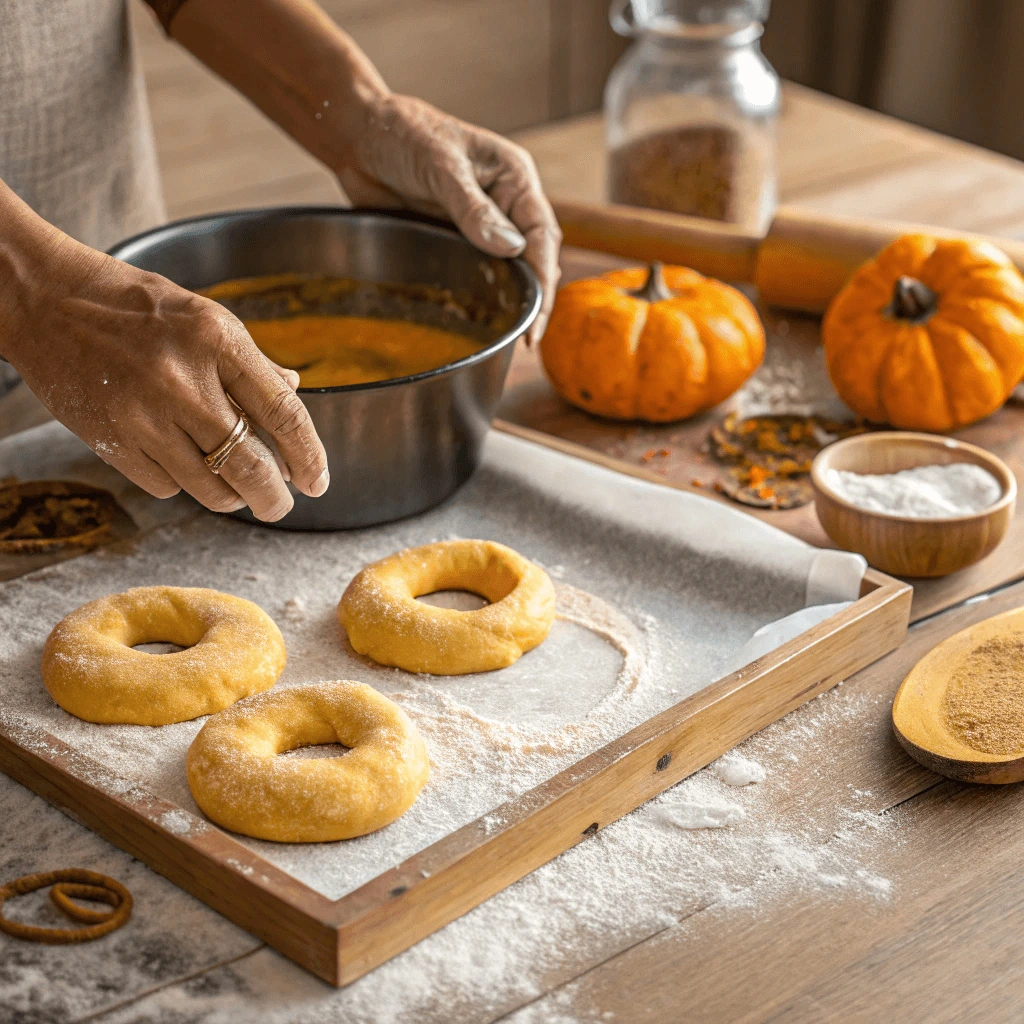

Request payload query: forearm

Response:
[168,0,388,172]
[0,180,89,364]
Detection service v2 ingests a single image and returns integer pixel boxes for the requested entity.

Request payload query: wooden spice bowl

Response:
[810,432,1016,578]
[892,607,1024,784]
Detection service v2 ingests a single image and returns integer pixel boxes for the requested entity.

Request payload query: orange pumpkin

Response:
[822,234,1024,431]
[540,262,765,422]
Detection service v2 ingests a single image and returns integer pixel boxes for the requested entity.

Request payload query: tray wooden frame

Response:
[0,430,913,986]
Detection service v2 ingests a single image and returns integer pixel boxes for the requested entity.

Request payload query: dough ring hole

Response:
[119,610,207,655]
[417,590,490,611]
[281,741,351,760]
[132,642,187,655]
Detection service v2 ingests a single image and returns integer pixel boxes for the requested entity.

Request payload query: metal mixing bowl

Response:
[108,207,541,530]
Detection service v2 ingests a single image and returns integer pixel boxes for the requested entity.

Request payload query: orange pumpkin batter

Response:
[244,316,484,388]
[200,274,484,388]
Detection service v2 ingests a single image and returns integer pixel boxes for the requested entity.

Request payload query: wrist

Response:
[315,63,392,173]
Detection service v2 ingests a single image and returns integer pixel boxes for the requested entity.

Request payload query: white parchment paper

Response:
[0,422,865,899]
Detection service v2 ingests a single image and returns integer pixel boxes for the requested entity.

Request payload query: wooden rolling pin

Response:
[552,199,1024,314]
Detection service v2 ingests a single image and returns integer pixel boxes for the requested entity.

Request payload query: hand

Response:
[337,95,562,343]
[0,199,329,522]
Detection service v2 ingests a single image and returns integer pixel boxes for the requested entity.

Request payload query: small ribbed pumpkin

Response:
[540,262,765,422]
[822,234,1024,431]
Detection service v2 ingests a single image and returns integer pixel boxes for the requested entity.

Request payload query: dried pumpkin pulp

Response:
[540,262,765,422]
[823,234,1024,431]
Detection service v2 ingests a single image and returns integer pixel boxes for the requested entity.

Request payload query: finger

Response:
[477,142,562,345]
[142,425,249,515]
[219,341,329,499]
[268,361,300,391]
[429,155,527,258]
[210,431,295,523]
[174,394,295,521]
[94,443,182,501]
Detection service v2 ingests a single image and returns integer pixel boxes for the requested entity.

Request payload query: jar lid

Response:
[611,0,770,39]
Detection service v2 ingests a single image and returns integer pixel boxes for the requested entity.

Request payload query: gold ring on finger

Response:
[204,412,250,475]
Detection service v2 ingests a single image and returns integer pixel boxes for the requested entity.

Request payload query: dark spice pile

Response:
[0,478,120,552]
[708,413,869,510]
[609,125,740,221]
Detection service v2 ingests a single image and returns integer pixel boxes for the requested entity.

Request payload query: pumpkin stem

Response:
[889,276,937,323]
[628,262,674,303]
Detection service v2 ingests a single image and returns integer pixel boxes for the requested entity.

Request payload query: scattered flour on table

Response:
[0,453,898,1024]
[160,686,899,1024]
[823,463,1003,518]
[733,320,851,419]
[655,780,746,828]
[712,751,767,787]
[157,808,202,836]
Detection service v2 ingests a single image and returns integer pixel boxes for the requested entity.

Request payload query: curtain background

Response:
[763,0,1024,162]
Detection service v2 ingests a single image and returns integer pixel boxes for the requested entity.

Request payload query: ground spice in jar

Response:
[609,123,773,229]
[942,636,1024,756]
[610,125,740,221]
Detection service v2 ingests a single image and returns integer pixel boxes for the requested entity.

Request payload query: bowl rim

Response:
[106,205,543,394]
[810,430,1018,525]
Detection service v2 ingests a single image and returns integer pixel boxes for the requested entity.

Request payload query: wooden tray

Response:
[0,430,911,987]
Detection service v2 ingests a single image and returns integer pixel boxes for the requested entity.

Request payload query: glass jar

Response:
[605,0,780,233]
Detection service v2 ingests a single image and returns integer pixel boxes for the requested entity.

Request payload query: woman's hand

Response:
[0,188,328,522]
[168,0,562,343]
[337,95,562,343]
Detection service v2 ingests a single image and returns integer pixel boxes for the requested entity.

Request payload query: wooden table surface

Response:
[5,58,1024,1023]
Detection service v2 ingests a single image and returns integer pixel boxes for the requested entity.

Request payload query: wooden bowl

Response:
[893,607,1024,783]
[810,432,1016,578]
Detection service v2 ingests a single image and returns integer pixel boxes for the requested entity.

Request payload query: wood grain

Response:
[502,573,1024,1024]
[550,199,1024,312]
[498,246,1024,625]
[0,556,910,986]
[552,199,761,282]
[130,0,624,222]
[756,206,1024,313]
[524,779,1024,1024]
[0,714,339,980]
[329,571,909,982]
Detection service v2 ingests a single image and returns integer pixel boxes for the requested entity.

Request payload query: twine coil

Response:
[0,869,132,943]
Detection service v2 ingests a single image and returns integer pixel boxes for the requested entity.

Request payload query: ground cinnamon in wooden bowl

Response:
[941,636,1024,756]
[893,608,1024,783]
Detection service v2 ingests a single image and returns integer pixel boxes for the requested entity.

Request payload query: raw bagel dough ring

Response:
[186,680,430,842]
[339,539,556,674]
[42,586,286,726]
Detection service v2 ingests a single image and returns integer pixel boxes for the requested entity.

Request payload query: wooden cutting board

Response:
[498,246,1024,624]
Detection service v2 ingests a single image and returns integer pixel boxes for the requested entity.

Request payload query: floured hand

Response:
[0,183,328,522]
[337,95,561,344]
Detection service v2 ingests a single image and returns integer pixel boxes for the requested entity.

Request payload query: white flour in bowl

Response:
[822,462,1002,518]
